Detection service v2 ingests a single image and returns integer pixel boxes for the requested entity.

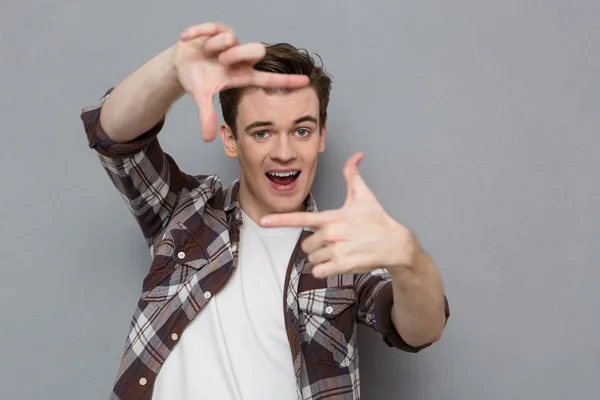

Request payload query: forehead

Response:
[236,87,320,124]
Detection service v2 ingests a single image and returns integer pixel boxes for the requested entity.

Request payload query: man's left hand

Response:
[260,152,419,279]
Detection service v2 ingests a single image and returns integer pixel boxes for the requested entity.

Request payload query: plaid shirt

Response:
[80,90,449,400]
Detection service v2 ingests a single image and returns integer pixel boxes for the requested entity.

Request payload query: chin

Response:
[267,199,305,214]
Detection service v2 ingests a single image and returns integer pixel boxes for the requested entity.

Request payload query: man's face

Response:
[220,87,326,220]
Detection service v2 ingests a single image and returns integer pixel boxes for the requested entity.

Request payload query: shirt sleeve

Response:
[79,88,201,247]
[354,268,450,353]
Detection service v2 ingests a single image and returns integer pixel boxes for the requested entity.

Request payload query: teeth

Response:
[267,171,299,177]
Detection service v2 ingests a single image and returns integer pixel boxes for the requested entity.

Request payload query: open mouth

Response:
[266,171,301,186]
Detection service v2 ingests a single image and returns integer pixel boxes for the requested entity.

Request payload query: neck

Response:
[237,181,270,226]
[237,180,306,227]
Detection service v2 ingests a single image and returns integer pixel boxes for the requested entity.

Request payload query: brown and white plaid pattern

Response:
[81,90,448,400]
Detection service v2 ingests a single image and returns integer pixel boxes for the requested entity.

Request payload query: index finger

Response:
[180,22,233,41]
[260,210,338,229]
[250,71,310,89]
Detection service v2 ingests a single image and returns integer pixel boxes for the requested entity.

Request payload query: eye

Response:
[253,131,270,140]
[295,128,311,137]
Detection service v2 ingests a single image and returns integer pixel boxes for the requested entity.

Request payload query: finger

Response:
[218,42,266,66]
[343,152,366,205]
[203,32,239,56]
[307,246,334,265]
[310,243,374,278]
[311,261,344,279]
[260,210,339,229]
[301,224,345,254]
[249,71,310,89]
[218,43,309,88]
[311,261,372,279]
[192,91,218,142]
[224,69,310,91]
[301,229,328,254]
[180,22,232,41]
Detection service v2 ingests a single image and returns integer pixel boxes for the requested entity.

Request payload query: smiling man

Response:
[220,82,326,219]
[80,22,450,400]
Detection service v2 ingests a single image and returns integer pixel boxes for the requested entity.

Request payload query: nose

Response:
[270,134,297,163]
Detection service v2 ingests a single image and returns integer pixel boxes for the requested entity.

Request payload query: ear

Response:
[220,123,238,158]
[318,123,327,153]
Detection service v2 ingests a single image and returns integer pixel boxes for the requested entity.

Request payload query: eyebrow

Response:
[244,115,318,134]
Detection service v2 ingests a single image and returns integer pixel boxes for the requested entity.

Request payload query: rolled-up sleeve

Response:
[355,269,450,353]
[80,89,200,246]
[81,88,164,158]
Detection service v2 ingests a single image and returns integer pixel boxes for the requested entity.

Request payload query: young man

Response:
[80,22,450,400]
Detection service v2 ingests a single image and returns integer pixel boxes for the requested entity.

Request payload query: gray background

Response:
[1,1,599,399]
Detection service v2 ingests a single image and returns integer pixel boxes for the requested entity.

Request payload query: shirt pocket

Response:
[141,227,209,303]
[297,286,358,368]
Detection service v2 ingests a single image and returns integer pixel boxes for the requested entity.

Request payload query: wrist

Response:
[388,246,435,293]
[167,45,185,94]
[388,262,418,286]
[385,221,419,270]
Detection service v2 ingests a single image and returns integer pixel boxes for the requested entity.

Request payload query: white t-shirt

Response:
[152,210,302,400]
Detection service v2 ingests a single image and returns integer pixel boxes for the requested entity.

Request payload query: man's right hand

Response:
[173,22,310,142]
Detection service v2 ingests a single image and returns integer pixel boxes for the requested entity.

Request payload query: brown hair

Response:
[218,43,333,138]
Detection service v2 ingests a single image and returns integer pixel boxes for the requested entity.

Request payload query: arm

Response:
[260,152,450,350]
[80,22,310,245]
[353,266,448,352]
[389,238,449,347]
[353,270,428,352]
[80,88,197,247]
[98,45,184,144]
[80,42,193,246]
[99,22,310,143]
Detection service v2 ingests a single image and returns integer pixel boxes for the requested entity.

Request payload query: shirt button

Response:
[139,377,147,386]
[177,251,185,259]
[204,291,212,299]
[325,306,333,314]
[171,333,179,341]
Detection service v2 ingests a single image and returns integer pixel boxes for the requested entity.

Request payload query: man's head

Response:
[218,43,332,221]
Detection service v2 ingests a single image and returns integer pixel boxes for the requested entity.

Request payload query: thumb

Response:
[343,152,366,205]
[194,91,218,142]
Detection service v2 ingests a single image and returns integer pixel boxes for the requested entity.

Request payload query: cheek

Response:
[238,147,266,176]
[302,140,322,164]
